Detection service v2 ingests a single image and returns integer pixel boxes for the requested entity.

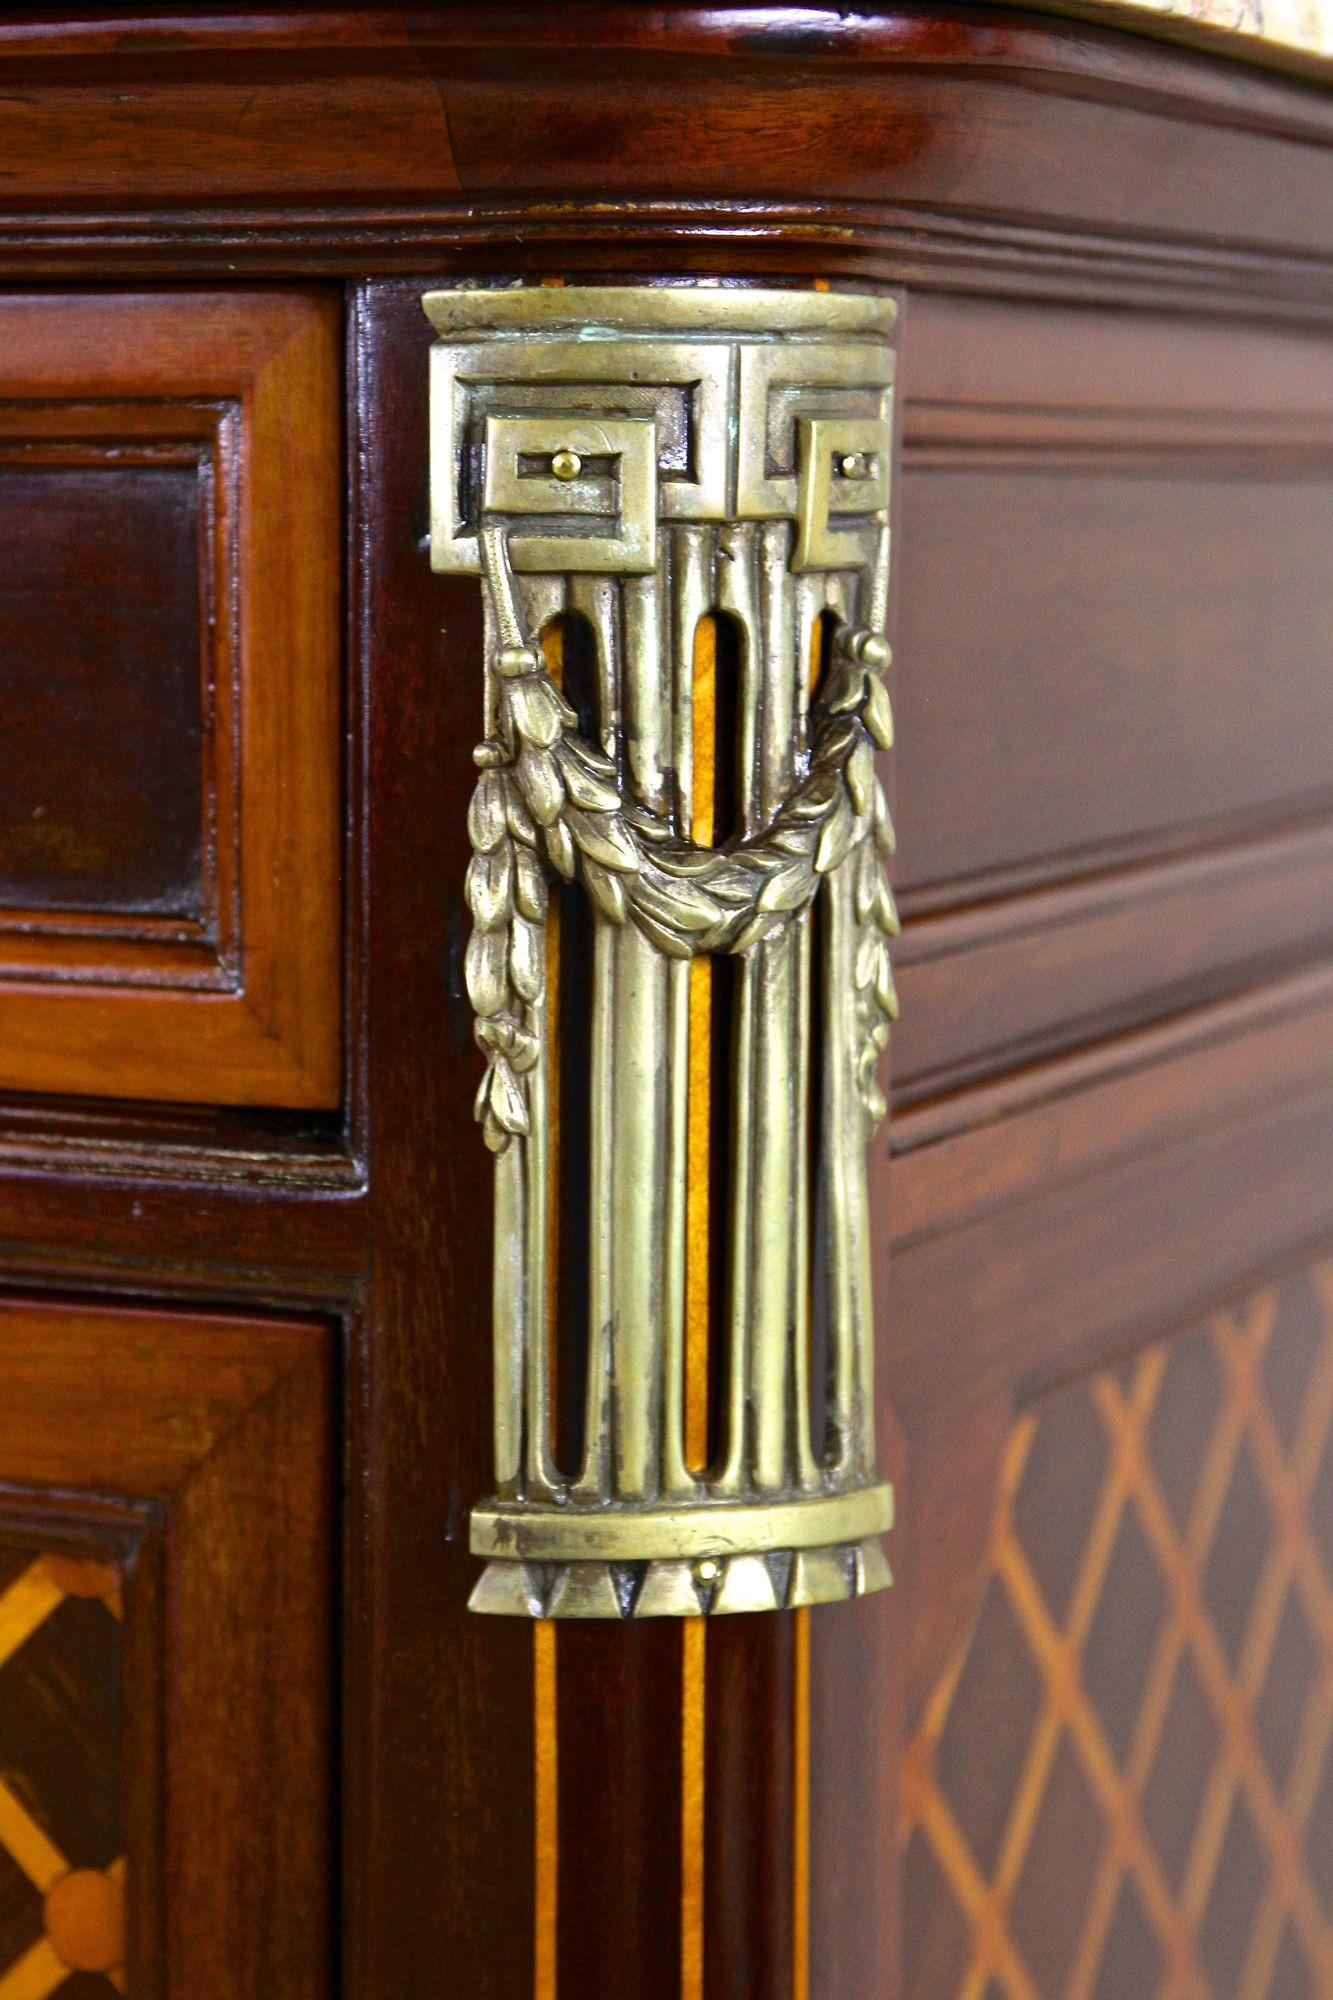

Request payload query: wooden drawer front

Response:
[0,291,341,1107]
[0,1296,332,2000]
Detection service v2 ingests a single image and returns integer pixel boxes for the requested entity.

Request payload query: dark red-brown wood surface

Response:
[0,289,343,1109]
[0,460,202,917]
[348,276,535,2000]
[0,5,1324,311]
[0,8,1324,2000]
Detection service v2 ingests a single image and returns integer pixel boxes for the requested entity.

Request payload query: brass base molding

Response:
[472,1482,894,1563]
[471,1537,893,1622]
[425,283,901,1619]
[472,1485,893,1618]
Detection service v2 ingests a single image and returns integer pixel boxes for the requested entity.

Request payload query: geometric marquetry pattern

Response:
[0,1553,125,2000]
[902,1257,1333,2000]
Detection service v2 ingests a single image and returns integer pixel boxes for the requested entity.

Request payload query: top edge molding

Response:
[0,5,1326,79]
[0,9,1324,305]
[421,284,900,342]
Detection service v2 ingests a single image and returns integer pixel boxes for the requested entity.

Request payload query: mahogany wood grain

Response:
[0,398,232,990]
[886,1089,1333,1480]
[704,1617,799,2000]
[0,291,342,1109]
[348,277,535,2000]
[809,1587,899,2000]
[893,295,1333,910]
[555,1624,684,2000]
[0,8,1323,322]
[892,819,1333,1099]
[891,963,1333,1246]
[0,1171,362,1303]
[0,459,203,918]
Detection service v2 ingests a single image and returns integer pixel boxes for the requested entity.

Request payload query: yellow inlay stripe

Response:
[535,613,564,2000]
[0,1937,65,2000]
[0,1564,62,1671]
[534,1621,558,2000]
[686,953,713,1472]
[681,1618,707,2000]
[0,1778,65,1893]
[681,611,718,1999]
[792,563,822,2000]
[793,1607,811,2000]
[542,614,565,1415]
[685,612,717,1477]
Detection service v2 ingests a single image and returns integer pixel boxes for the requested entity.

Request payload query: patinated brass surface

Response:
[426,284,900,1619]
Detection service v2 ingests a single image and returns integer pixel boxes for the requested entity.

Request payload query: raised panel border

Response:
[0,292,341,1108]
[892,817,1333,1103]
[0,1296,333,2000]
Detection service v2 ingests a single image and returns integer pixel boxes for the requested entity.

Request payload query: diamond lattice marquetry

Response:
[0,1551,126,2000]
[902,1258,1333,2000]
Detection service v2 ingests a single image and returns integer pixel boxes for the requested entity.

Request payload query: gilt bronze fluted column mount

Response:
[426,283,901,1619]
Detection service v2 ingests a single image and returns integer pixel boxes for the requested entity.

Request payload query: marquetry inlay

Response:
[902,1259,1333,2000]
[0,1553,125,2000]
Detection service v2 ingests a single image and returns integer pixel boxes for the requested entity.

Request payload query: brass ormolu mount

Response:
[426,284,900,1619]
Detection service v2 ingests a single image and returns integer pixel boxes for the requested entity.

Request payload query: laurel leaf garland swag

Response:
[464,603,898,1154]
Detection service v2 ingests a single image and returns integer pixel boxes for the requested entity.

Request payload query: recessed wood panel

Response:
[0,461,203,919]
[894,302,1333,906]
[895,452,1332,901]
[883,297,1333,1100]
[0,1296,333,2000]
[0,292,341,1108]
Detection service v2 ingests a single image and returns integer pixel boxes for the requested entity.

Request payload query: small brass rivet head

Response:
[497,643,541,679]
[839,451,871,479]
[695,1559,720,1584]
[854,632,892,672]
[551,448,582,482]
